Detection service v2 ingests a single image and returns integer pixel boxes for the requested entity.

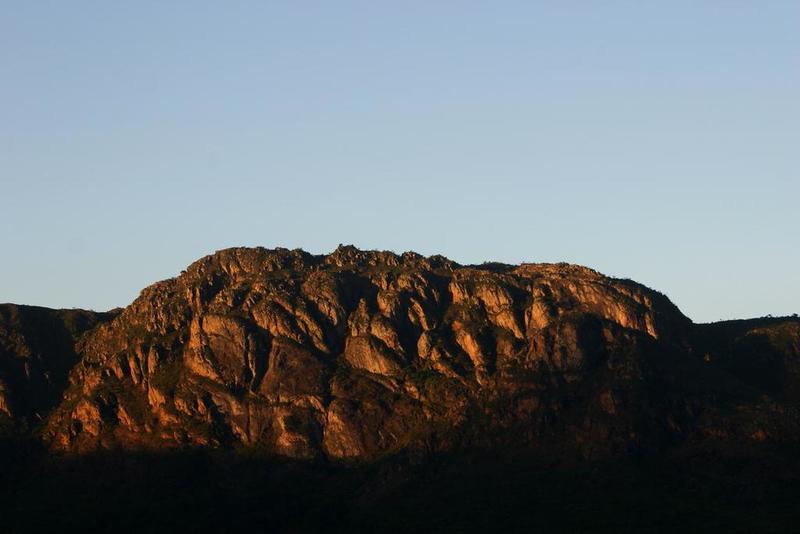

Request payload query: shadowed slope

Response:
[0,304,116,424]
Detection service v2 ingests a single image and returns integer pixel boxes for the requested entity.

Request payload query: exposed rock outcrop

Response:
[1,246,798,462]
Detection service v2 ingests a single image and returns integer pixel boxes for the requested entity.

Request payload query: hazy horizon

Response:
[3,2,798,322]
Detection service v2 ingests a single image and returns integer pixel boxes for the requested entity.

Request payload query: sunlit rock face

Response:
[2,246,798,460]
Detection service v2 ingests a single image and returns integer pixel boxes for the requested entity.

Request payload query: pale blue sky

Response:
[2,2,798,322]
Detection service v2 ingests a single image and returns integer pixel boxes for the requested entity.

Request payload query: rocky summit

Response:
[1,245,799,531]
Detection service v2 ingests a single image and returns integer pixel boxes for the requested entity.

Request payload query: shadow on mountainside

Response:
[1,438,799,533]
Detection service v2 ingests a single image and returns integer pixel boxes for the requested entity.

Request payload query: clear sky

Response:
[2,2,798,322]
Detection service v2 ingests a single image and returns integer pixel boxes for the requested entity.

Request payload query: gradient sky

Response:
[2,2,798,322]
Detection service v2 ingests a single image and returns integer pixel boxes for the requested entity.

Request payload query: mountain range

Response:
[2,245,798,531]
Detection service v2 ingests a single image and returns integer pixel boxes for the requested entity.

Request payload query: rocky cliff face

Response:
[2,246,798,461]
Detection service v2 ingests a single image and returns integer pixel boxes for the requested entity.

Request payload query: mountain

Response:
[1,245,799,531]
[0,304,115,423]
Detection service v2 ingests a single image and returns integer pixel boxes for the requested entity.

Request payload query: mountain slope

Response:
[3,246,796,461]
[0,304,115,424]
[3,246,800,531]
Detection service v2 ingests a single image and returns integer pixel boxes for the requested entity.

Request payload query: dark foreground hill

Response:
[1,246,798,532]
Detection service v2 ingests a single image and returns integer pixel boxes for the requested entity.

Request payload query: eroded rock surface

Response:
[1,246,798,461]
